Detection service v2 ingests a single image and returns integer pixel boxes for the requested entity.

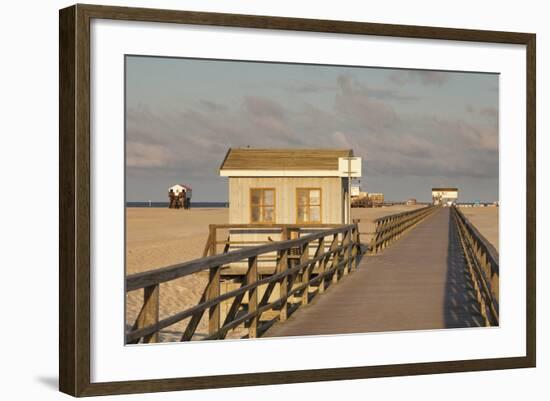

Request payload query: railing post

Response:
[343,229,351,276]
[207,267,221,337]
[318,237,326,294]
[278,227,289,321]
[300,241,310,305]
[332,234,340,284]
[135,284,159,343]
[209,225,216,256]
[247,256,258,338]
[351,226,359,270]
[202,231,212,258]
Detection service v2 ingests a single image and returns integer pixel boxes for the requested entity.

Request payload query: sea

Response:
[126,201,229,208]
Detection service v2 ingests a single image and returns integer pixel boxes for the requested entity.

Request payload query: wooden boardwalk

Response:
[265,208,484,337]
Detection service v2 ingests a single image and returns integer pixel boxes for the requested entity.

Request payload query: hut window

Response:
[250,188,275,223]
[297,188,321,223]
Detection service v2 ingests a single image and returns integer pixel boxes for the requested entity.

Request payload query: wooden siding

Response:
[229,177,344,224]
[220,148,353,171]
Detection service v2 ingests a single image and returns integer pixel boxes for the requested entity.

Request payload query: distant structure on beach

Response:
[432,187,458,206]
[168,184,192,209]
[350,185,361,198]
[406,198,417,205]
[219,148,361,224]
[368,193,384,206]
[350,186,373,208]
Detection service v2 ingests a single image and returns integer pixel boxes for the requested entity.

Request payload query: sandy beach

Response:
[458,206,499,251]
[125,207,228,340]
[126,204,498,340]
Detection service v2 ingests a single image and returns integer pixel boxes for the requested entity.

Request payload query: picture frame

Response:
[59,3,536,397]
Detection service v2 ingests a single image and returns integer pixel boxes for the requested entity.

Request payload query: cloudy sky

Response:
[126,56,498,203]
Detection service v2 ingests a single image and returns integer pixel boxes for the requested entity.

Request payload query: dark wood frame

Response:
[59,3,536,397]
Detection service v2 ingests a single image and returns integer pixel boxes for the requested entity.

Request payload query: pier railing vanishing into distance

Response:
[370,205,438,253]
[452,206,499,325]
[126,204,498,343]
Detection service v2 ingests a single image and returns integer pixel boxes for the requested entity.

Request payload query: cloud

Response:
[243,96,285,120]
[126,142,175,168]
[126,70,497,200]
[480,107,498,118]
[241,96,304,146]
[199,100,227,112]
[284,82,335,94]
[334,75,399,132]
[389,70,449,86]
[331,131,352,148]
[465,104,498,121]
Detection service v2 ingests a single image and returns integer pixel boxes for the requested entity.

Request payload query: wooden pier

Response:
[125,206,498,343]
[265,207,497,337]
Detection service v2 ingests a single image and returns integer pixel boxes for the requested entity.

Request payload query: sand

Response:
[458,206,499,251]
[125,204,498,341]
[126,208,228,340]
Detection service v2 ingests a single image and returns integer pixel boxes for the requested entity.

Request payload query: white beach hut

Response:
[168,184,192,209]
[219,148,361,225]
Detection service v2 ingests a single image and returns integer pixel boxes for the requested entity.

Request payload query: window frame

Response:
[296,187,323,224]
[249,187,276,224]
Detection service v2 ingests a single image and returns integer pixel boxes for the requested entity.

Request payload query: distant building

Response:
[350,185,361,198]
[219,148,362,225]
[351,190,370,208]
[168,184,192,209]
[406,198,417,205]
[368,193,384,206]
[432,187,458,206]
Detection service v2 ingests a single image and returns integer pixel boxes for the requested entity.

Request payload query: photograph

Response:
[124,55,500,344]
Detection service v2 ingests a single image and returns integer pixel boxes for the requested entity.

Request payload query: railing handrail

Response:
[207,223,348,229]
[451,205,499,325]
[127,224,356,292]
[454,207,499,271]
[370,205,438,253]
[125,241,351,343]
[373,205,434,223]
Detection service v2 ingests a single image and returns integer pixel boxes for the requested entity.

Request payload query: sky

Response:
[125,55,498,203]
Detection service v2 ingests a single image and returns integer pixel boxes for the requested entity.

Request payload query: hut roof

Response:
[169,184,192,190]
[220,148,354,171]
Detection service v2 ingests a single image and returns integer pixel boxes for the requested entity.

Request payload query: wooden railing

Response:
[126,223,362,343]
[370,205,438,253]
[202,223,359,259]
[451,206,499,326]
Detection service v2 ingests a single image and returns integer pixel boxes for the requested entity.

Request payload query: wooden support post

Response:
[201,232,212,258]
[332,234,340,284]
[300,242,310,305]
[209,225,216,257]
[343,229,351,276]
[278,227,289,321]
[287,228,300,305]
[207,266,221,338]
[206,226,220,337]
[247,256,258,338]
[318,237,326,294]
[351,227,358,271]
[135,284,159,343]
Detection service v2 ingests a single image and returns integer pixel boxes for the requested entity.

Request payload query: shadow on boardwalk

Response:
[444,213,484,328]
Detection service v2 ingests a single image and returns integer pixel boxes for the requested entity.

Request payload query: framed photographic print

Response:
[59,4,536,397]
